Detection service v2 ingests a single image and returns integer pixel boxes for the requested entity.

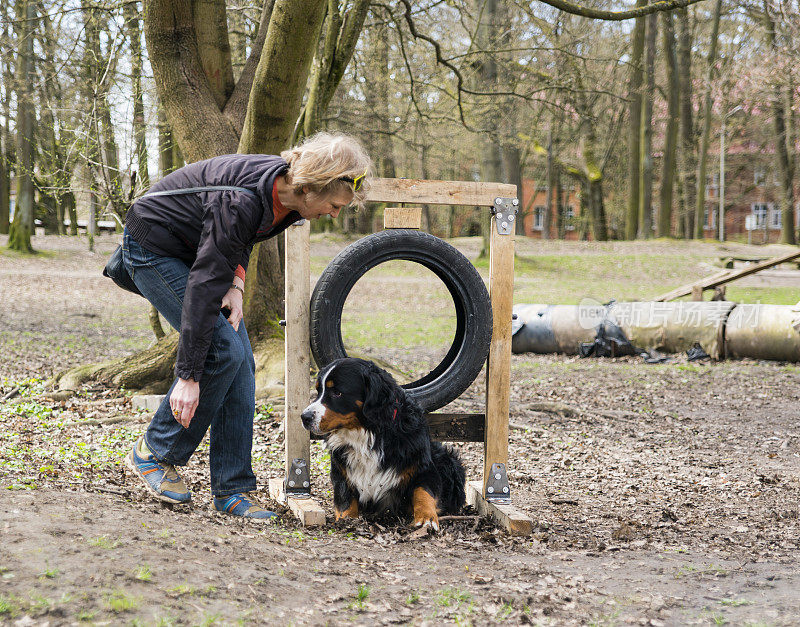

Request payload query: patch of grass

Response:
[199,612,222,626]
[167,584,197,597]
[0,595,20,617]
[497,602,514,621]
[104,589,140,613]
[719,598,753,607]
[88,535,121,549]
[77,609,97,622]
[29,593,52,613]
[348,583,370,611]
[133,565,152,582]
[725,285,800,305]
[38,566,59,579]
[406,590,420,606]
[435,586,472,608]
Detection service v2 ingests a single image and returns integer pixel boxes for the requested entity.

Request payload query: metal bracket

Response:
[491,197,519,235]
[284,458,311,499]
[485,462,511,503]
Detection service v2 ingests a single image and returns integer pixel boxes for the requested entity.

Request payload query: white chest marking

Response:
[326,429,402,505]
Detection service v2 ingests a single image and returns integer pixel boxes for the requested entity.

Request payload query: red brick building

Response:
[701,146,799,243]
[519,179,584,239]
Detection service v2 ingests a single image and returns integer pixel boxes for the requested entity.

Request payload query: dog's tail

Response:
[431,441,466,514]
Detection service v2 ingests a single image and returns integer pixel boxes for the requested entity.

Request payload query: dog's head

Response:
[300,358,403,435]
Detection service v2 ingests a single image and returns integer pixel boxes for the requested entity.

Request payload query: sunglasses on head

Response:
[340,167,369,192]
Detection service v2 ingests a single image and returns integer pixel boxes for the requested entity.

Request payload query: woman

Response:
[123,132,373,519]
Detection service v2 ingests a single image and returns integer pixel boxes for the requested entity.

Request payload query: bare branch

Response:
[534,0,708,21]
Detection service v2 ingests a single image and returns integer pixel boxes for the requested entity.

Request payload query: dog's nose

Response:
[300,409,314,429]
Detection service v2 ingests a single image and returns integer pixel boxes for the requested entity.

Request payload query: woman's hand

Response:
[221,283,244,331]
[170,378,199,428]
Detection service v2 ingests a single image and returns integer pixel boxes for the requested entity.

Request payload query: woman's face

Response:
[299,188,354,220]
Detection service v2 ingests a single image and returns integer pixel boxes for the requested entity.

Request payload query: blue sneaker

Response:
[125,436,191,504]
[213,493,278,520]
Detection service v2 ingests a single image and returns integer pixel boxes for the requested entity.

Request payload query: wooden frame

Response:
[277,177,532,535]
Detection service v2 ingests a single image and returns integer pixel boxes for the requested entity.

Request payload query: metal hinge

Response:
[491,197,519,235]
[284,458,311,499]
[485,462,511,504]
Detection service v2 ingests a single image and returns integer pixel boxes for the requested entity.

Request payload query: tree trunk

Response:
[658,11,679,238]
[0,117,8,235]
[144,0,240,161]
[125,1,150,193]
[503,145,525,236]
[239,0,327,154]
[763,3,796,245]
[543,127,553,240]
[555,173,565,239]
[694,0,723,239]
[676,8,695,239]
[638,12,657,239]
[8,0,36,253]
[0,0,11,235]
[626,0,647,239]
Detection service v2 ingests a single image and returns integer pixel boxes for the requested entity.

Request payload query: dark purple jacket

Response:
[126,154,300,382]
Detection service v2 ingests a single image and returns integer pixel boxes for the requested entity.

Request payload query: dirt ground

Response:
[1,233,799,626]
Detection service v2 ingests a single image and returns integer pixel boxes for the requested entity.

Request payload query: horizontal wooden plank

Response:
[366,177,516,207]
[467,480,534,536]
[268,478,326,527]
[310,413,485,443]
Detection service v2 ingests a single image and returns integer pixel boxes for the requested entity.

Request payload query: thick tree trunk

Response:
[144,0,240,161]
[626,0,647,239]
[239,0,327,154]
[8,0,36,253]
[676,8,696,239]
[695,0,723,239]
[659,11,679,238]
[638,12,657,239]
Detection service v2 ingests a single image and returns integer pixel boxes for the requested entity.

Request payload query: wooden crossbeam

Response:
[654,248,800,302]
[366,177,516,207]
[309,413,486,443]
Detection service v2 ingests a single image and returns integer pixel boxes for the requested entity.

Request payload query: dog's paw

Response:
[335,499,360,521]
[414,514,440,533]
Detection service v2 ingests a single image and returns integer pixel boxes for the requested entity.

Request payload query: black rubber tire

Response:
[310,230,492,412]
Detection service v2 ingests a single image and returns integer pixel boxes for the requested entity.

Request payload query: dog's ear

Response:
[361,363,399,427]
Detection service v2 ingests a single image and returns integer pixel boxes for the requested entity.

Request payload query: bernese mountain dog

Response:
[300,357,466,531]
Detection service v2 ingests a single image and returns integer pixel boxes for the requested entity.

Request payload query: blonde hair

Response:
[281,132,374,208]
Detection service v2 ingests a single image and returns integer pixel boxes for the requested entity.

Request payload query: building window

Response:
[564,205,575,230]
[752,203,770,228]
[770,205,782,230]
[533,206,545,230]
[754,166,766,186]
[706,172,719,199]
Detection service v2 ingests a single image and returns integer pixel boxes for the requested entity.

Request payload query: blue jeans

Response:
[121,229,257,496]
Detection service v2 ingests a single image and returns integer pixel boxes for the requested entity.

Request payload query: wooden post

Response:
[484,216,515,488]
[691,285,704,301]
[268,219,325,527]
